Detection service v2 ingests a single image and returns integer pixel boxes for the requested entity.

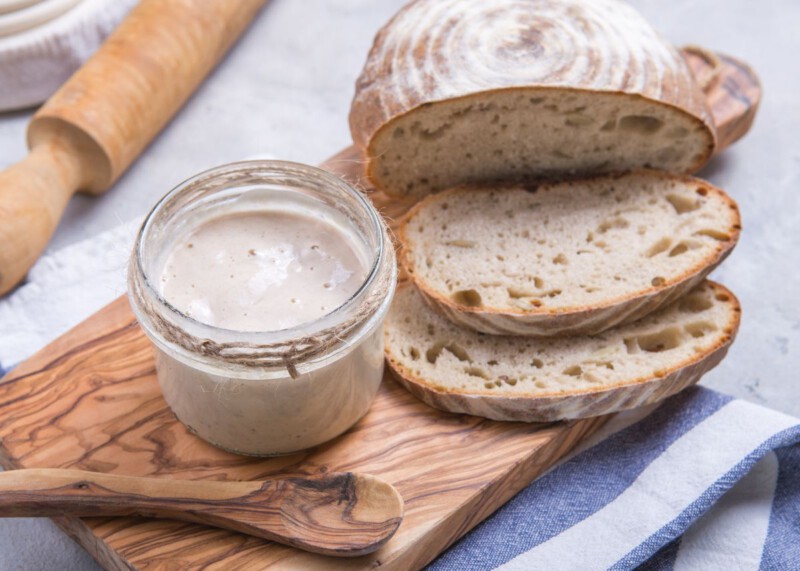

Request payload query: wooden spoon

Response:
[0,468,404,557]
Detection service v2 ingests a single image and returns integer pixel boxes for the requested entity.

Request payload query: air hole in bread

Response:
[488,360,498,366]
[646,238,672,258]
[533,277,544,288]
[409,347,420,361]
[531,358,544,368]
[600,119,617,131]
[618,115,664,134]
[679,293,713,313]
[565,114,594,128]
[563,365,583,377]
[669,242,689,257]
[715,293,731,302]
[666,193,700,214]
[656,147,685,163]
[465,367,490,379]
[498,375,517,386]
[652,276,666,286]
[412,121,453,141]
[695,229,731,241]
[446,239,476,248]
[629,327,683,353]
[696,187,709,196]
[598,217,629,233]
[552,253,568,265]
[584,372,604,383]
[426,341,471,364]
[685,321,718,338]
[530,97,545,105]
[530,299,543,307]
[667,126,690,138]
[452,289,483,307]
[508,287,535,299]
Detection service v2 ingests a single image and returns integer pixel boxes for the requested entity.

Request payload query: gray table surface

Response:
[0,0,798,569]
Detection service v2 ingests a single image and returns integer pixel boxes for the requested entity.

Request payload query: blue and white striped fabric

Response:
[430,387,800,570]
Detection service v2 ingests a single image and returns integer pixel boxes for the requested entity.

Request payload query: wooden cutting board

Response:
[0,50,759,571]
[0,296,608,570]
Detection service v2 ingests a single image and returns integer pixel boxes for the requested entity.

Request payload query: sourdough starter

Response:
[153,208,384,456]
[159,211,368,331]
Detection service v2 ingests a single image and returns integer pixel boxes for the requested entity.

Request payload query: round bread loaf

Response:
[350,0,716,198]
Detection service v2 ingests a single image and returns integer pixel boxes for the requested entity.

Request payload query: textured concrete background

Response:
[0,0,798,568]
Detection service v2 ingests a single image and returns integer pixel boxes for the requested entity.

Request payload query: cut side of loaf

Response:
[385,282,740,422]
[364,89,714,198]
[401,171,740,336]
[350,0,715,199]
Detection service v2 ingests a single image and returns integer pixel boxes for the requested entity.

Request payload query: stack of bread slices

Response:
[349,0,746,421]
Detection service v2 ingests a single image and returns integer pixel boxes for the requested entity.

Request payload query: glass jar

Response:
[128,161,396,456]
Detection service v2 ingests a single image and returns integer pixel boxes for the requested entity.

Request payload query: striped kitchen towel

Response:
[429,386,800,570]
[1,221,799,570]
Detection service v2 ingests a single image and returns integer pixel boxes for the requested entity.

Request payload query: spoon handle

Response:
[0,468,403,556]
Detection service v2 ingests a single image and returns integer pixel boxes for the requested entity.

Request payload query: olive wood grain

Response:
[0,0,269,296]
[0,468,403,557]
[681,48,762,154]
[0,294,606,570]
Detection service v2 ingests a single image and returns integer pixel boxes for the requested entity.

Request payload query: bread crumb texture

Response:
[402,172,739,313]
[385,282,739,397]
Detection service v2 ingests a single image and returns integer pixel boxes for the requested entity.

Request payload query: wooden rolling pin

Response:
[0,468,404,556]
[0,0,269,295]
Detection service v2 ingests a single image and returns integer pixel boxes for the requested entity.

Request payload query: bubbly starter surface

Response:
[159,211,368,331]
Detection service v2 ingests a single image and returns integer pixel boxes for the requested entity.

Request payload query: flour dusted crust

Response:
[385,282,740,422]
[350,0,716,198]
[399,171,741,336]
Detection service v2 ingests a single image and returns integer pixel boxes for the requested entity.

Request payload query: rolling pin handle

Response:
[0,141,85,295]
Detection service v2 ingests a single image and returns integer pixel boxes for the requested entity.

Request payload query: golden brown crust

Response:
[399,170,740,336]
[385,281,740,421]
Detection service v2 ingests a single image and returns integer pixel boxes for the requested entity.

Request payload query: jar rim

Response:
[132,159,391,350]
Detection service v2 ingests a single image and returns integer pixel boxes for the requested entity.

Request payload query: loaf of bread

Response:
[385,282,739,421]
[349,0,715,199]
[400,171,740,336]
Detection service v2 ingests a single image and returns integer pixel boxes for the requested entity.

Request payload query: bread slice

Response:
[350,0,715,199]
[400,171,740,336]
[385,282,740,422]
